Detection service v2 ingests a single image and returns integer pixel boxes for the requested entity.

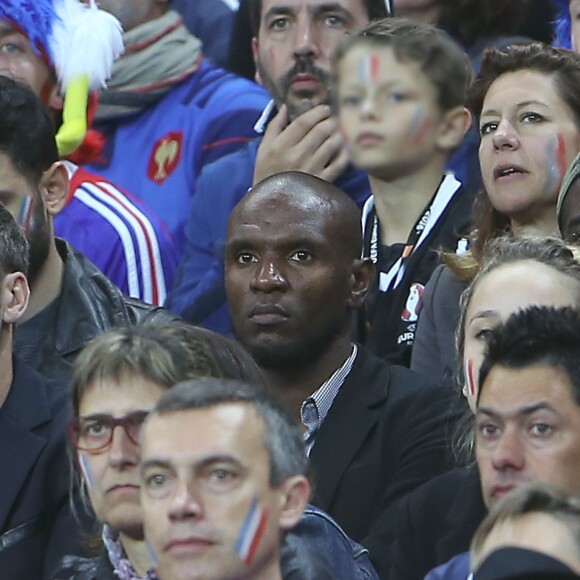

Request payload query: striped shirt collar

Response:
[300,344,358,453]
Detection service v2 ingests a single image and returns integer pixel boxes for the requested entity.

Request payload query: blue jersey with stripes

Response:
[85,59,270,255]
[54,163,178,305]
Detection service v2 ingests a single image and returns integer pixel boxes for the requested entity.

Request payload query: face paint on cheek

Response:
[145,540,158,566]
[235,497,269,566]
[556,133,568,178]
[408,108,429,146]
[544,134,567,194]
[465,358,477,398]
[18,196,33,230]
[78,453,94,489]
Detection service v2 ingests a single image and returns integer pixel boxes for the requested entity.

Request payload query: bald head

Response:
[225,171,373,372]
[229,171,363,258]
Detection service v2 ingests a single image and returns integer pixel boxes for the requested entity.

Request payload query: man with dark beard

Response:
[166,0,390,333]
[0,77,173,380]
[224,171,465,565]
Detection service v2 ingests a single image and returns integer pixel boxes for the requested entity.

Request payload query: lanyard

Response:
[362,173,462,292]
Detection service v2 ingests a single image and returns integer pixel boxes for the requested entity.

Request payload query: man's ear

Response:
[39,162,69,217]
[346,258,375,309]
[46,82,64,112]
[436,106,472,151]
[277,475,311,531]
[252,37,263,85]
[2,272,30,324]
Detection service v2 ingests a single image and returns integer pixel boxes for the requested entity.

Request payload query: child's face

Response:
[336,44,444,180]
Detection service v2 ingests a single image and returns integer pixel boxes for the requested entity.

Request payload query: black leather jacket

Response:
[14,239,176,381]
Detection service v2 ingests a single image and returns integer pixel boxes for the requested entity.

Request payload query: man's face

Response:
[225,190,355,369]
[476,364,580,508]
[94,0,162,31]
[141,404,294,580]
[0,22,56,101]
[0,153,50,284]
[253,0,369,119]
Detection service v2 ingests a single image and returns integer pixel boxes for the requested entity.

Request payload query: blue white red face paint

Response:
[545,133,568,193]
[78,453,94,489]
[408,107,429,145]
[465,358,477,399]
[358,54,380,84]
[235,497,269,566]
[17,195,33,230]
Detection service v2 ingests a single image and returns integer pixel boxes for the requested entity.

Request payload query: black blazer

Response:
[0,358,80,579]
[389,466,487,580]
[309,348,466,548]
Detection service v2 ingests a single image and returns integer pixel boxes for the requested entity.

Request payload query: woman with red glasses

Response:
[57,322,264,580]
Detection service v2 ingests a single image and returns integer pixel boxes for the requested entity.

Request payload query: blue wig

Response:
[0,0,58,64]
[553,0,572,48]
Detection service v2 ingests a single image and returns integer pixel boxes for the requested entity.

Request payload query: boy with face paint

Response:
[333,17,474,366]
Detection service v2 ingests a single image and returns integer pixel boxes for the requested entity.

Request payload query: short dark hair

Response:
[152,378,308,486]
[333,17,472,112]
[0,77,59,187]
[478,306,580,405]
[248,0,390,35]
[0,203,29,278]
[471,482,580,569]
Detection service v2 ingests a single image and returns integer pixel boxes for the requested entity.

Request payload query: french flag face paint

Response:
[408,108,429,146]
[78,453,95,489]
[545,134,568,194]
[358,54,380,85]
[556,134,568,178]
[17,196,33,230]
[465,358,477,399]
[235,497,269,566]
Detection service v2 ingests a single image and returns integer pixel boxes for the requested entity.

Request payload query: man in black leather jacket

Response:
[0,78,174,380]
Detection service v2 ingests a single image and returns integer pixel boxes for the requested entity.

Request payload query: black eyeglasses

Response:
[70,411,150,453]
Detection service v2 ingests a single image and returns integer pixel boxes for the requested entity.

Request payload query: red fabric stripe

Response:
[70,168,162,304]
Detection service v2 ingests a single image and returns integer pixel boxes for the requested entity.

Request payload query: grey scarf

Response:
[96,11,202,122]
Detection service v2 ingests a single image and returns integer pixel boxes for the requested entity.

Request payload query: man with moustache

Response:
[167,0,390,333]
[223,172,464,562]
[0,203,81,578]
[0,77,172,381]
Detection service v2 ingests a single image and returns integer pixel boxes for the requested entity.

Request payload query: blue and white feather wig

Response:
[553,0,572,49]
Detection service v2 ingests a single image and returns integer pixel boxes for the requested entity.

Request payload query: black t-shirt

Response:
[14,298,59,372]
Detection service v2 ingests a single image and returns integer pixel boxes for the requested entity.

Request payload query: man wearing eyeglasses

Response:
[0,203,78,578]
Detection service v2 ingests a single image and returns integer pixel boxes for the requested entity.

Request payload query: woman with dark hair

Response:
[411,42,580,379]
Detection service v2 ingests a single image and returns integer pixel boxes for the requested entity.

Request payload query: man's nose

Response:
[491,429,526,472]
[168,480,203,521]
[250,259,288,292]
[108,426,139,469]
[292,16,320,59]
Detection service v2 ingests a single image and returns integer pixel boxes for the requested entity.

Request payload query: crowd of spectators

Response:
[1,0,580,579]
